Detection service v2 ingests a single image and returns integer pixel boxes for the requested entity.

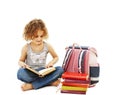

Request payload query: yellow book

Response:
[26,66,56,77]
[61,86,87,91]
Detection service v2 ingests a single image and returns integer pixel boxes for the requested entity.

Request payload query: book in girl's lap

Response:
[17,18,64,91]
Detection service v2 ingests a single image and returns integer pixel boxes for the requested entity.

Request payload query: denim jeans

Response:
[17,66,64,89]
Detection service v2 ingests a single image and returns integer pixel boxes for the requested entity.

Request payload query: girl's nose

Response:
[37,36,42,40]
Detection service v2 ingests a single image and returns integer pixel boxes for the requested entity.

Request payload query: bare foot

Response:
[50,79,60,86]
[21,83,33,91]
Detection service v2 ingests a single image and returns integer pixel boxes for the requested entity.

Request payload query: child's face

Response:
[32,29,44,45]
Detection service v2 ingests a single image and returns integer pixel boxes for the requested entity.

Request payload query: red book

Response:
[61,90,86,94]
[62,72,89,80]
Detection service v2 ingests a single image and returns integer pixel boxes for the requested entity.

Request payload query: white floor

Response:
[10,80,100,95]
[15,81,83,95]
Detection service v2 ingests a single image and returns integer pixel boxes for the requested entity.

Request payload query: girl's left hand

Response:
[45,62,54,68]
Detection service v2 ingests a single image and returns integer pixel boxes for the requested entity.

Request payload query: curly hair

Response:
[23,19,48,41]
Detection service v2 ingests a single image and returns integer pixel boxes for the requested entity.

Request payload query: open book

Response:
[26,66,56,77]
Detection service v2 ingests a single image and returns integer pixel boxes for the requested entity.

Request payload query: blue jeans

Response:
[17,66,64,89]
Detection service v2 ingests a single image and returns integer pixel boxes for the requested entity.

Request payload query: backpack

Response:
[62,43,100,87]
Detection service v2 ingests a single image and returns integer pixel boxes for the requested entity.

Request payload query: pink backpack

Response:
[62,44,100,87]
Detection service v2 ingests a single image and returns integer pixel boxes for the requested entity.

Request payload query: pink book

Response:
[61,90,86,94]
[63,78,90,84]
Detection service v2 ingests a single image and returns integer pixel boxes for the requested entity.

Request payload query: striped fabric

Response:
[62,48,73,71]
[90,63,100,85]
[62,48,82,72]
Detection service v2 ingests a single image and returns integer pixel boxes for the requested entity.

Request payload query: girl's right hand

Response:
[18,61,29,68]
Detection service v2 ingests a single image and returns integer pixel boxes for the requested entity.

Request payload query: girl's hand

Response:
[18,61,29,68]
[45,62,54,68]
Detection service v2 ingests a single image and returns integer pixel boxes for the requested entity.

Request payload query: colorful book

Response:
[61,85,88,91]
[63,78,90,84]
[62,82,89,88]
[61,90,86,94]
[62,72,89,80]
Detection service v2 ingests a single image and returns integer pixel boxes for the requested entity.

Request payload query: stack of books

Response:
[61,72,90,94]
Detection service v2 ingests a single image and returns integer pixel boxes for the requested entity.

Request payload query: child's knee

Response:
[55,66,64,75]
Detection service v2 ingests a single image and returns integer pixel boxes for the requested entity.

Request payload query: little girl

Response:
[17,18,64,91]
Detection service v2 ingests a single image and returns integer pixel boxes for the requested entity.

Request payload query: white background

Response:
[0,0,120,95]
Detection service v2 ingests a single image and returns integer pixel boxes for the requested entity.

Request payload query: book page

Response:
[26,66,56,77]
[26,66,40,75]
[39,67,56,77]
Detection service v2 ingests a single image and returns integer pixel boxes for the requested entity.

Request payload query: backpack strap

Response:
[80,50,90,75]
[62,48,73,72]
[78,50,84,73]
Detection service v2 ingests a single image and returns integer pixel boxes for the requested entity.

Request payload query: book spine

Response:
[62,82,89,88]
[62,75,88,80]
[64,79,90,84]
[61,86,88,91]
[61,90,86,94]
[62,73,88,80]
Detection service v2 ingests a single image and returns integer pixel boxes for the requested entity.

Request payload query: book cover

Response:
[26,66,56,77]
[63,79,90,84]
[62,82,89,88]
[62,72,89,80]
[61,90,86,94]
[61,85,88,91]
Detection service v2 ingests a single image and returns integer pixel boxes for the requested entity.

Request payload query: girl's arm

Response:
[46,43,59,68]
[18,44,28,68]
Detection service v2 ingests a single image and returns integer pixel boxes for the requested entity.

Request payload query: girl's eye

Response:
[34,35,43,38]
[35,36,38,38]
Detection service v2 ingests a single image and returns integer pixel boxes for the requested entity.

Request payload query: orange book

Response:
[62,72,89,80]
